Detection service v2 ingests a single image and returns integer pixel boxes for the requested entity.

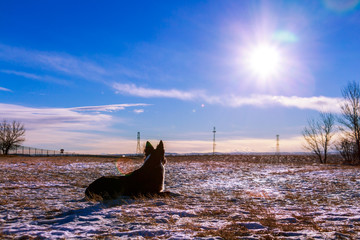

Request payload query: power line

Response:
[276,134,280,155]
[213,127,216,155]
[136,132,141,154]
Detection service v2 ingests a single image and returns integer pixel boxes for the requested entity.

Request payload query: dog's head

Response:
[144,140,166,166]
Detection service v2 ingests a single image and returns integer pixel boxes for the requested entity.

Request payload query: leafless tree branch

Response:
[338,81,360,164]
[0,120,26,155]
[302,112,335,164]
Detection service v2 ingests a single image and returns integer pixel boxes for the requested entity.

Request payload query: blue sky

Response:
[1,0,360,154]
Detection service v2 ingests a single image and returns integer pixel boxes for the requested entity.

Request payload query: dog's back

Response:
[85,175,126,200]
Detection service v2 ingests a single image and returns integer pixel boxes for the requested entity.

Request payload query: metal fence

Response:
[7,146,77,156]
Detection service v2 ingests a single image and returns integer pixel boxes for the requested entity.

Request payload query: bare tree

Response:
[335,136,357,164]
[0,120,26,155]
[302,112,335,164]
[338,81,360,164]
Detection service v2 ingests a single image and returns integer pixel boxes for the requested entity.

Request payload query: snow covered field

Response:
[1,155,360,239]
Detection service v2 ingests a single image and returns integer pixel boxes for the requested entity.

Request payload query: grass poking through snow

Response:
[0,155,359,239]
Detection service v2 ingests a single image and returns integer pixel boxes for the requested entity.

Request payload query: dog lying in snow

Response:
[85,141,169,201]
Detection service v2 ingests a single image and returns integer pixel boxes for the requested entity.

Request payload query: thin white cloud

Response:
[0,86,12,92]
[1,70,42,80]
[0,102,150,152]
[70,103,149,112]
[0,44,143,83]
[133,109,144,114]
[113,83,202,100]
[0,44,106,82]
[0,102,148,132]
[113,82,342,113]
[222,95,343,113]
[0,69,71,85]
[0,102,147,118]
[0,103,110,130]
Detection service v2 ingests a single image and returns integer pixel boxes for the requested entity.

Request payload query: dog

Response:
[85,140,167,201]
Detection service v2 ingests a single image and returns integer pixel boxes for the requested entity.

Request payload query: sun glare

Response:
[247,44,281,79]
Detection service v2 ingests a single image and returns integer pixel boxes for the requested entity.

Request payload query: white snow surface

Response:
[0,155,360,239]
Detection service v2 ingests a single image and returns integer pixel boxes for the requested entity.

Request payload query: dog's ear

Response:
[156,140,165,155]
[144,141,154,156]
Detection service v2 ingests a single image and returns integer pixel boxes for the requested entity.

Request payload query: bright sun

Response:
[247,44,281,79]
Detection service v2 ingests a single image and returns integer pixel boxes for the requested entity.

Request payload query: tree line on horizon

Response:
[303,81,360,165]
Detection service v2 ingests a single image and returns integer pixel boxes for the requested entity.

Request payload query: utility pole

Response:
[276,134,280,155]
[136,132,141,155]
[213,127,216,155]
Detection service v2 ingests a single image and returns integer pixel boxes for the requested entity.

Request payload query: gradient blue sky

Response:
[1,0,360,154]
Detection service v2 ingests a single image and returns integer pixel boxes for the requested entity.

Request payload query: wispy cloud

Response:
[0,103,148,128]
[0,102,149,151]
[0,103,116,130]
[0,86,12,92]
[0,44,143,83]
[113,83,202,100]
[70,103,150,112]
[133,109,144,114]
[0,44,107,83]
[113,82,342,113]
[221,95,342,113]
[0,69,71,85]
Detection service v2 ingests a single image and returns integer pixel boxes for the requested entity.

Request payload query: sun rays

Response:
[247,43,281,79]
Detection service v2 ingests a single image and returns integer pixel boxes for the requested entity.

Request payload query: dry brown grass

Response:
[1,154,360,239]
[197,208,229,218]
[195,221,251,239]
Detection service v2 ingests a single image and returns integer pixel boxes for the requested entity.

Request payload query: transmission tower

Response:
[136,132,141,154]
[276,134,280,155]
[212,127,216,155]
